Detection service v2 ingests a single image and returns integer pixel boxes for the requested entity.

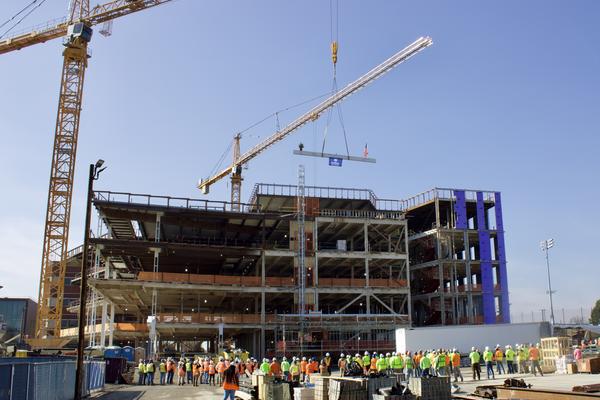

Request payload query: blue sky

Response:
[1,0,598,321]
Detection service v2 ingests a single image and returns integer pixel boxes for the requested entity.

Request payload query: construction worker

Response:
[505,345,515,374]
[436,351,446,376]
[137,359,146,385]
[208,360,216,386]
[146,358,155,384]
[309,357,319,378]
[203,357,210,384]
[495,345,505,375]
[353,353,363,371]
[376,353,388,372]
[450,349,463,382]
[186,358,193,384]
[260,358,270,375]
[419,352,431,377]
[414,351,422,377]
[159,359,166,385]
[404,352,414,379]
[216,357,226,385]
[192,360,200,386]
[269,357,282,378]
[300,357,308,382]
[324,353,332,373]
[517,345,527,374]
[370,353,378,373]
[483,346,495,379]
[386,353,393,373]
[469,347,481,381]
[338,353,347,377]
[362,351,371,375]
[529,344,543,376]
[290,359,300,382]
[281,357,290,380]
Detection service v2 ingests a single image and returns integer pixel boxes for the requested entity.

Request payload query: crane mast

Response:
[37,0,91,340]
[0,0,176,340]
[198,36,433,206]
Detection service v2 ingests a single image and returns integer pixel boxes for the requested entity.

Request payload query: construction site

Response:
[1,0,599,400]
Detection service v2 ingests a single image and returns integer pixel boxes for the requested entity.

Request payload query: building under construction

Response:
[58,184,508,358]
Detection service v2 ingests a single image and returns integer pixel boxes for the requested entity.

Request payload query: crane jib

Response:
[198,36,433,191]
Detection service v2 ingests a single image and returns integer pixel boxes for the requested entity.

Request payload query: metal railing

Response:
[318,208,404,220]
[94,190,260,213]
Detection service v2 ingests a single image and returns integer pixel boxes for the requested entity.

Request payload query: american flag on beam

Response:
[363,143,369,158]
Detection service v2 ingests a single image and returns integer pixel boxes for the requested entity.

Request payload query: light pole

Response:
[75,160,106,400]
[540,238,556,327]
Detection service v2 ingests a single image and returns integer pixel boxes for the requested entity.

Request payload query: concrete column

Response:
[314,220,319,310]
[363,222,369,287]
[108,302,114,346]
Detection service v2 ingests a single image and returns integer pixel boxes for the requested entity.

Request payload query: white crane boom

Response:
[198,36,433,194]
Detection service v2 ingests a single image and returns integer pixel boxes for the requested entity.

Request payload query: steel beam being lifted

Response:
[198,36,433,194]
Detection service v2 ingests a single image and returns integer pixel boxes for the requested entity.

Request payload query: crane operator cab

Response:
[67,22,93,44]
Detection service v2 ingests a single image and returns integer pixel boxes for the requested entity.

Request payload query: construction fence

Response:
[0,358,105,400]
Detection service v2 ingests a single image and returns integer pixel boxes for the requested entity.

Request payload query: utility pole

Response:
[540,239,556,327]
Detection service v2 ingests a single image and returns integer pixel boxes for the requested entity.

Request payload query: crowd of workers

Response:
[136,342,549,391]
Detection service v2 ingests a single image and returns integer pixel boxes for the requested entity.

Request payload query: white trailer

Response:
[396,322,551,354]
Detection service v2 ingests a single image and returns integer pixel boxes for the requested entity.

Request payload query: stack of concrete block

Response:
[407,377,450,400]
[294,387,315,400]
[367,376,397,398]
[314,377,330,400]
[328,378,368,400]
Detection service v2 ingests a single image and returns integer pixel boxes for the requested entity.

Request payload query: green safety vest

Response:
[159,363,166,372]
[505,349,515,361]
[391,356,404,369]
[146,363,154,372]
[260,362,270,374]
[281,361,290,372]
[290,364,299,375]
[362,355,370,366]
[483,351,493,362]
[469,352,480,364]
[437,355,446,367]
[420,356,431,369]
[376,358,388,371]
[138,363,146,373]
[185,362,191,371]
[404,356,413,368]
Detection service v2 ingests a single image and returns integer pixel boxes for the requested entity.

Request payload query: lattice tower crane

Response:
[0,0,176,340]
[198,36,433,209]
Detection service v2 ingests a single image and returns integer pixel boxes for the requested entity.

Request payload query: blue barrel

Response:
[104,346,122,359]
[121,346,134,362]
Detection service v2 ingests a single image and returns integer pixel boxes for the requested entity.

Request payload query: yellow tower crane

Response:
[0,0,176,343]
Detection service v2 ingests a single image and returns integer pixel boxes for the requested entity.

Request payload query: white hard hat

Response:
[272,357,277,362]
[283,357,287,361]
[485,346,490,351]
[379,354,384,358]
[496,344,500,348]
[386,353,391,357]
[505,345,509,349]
[392,352,396,356]
[453,348,457,352]
[302,357,306,360]
[355,353,360,357]
[326,353,330,357]
[364,351,369,355]
[471,347,475,351]
[340,353,345,357]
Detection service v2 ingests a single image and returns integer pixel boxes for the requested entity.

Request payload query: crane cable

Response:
[321,0,350,159]
[0,0,49,40]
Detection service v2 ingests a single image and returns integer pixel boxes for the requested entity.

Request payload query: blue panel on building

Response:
[454,190,467,229]
[495,192,510,323]
[329,157,343,167]
[477,192,496,324]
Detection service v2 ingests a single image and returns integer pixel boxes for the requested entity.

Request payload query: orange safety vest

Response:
[223,381,239,391]
[529,347,540,361]
[217,361,226,373]
[209,364,216,375]
[300,361,308,373]
[452,353,460,367]
[370,358,377,370]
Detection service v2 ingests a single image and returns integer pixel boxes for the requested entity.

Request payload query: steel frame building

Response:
[58,185,509,358]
